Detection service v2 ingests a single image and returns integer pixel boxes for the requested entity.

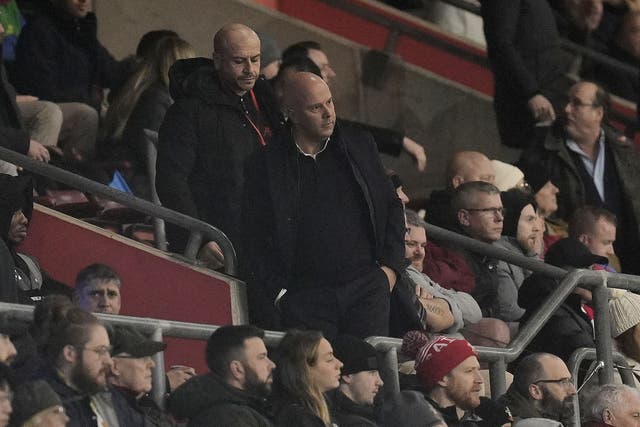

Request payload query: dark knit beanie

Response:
[332,335,378,375]
[501,189,537,238]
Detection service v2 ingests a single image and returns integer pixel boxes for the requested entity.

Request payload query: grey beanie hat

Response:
[11,380,62,426]
[609,291,640,338]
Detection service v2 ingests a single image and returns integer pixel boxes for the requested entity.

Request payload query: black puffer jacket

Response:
[167,373,274,427]
[157,57,284,252]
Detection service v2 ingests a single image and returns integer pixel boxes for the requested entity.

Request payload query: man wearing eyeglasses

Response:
[498,353,576,425]
[519,81,640,275]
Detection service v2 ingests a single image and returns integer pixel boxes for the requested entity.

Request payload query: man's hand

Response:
[527,94,556,123]
[16,95,38,103]
[380,265,397,291]
[166,365,196,391]
[28,140,50,162]
[402,137,427,172]
[197,241,225,270]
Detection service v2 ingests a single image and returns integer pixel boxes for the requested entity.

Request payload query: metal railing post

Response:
[150,327,167,408]
[592,274,614,385]
[489,358,507,399]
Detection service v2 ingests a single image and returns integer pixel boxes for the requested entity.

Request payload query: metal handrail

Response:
[0,146,237,276]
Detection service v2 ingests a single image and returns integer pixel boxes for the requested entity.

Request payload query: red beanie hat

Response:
[415,336,477,389]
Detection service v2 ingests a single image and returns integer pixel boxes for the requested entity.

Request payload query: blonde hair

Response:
[104,36,196,140]
[274,330,332,426]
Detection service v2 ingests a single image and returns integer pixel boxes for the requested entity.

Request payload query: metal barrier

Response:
[0,146,237,276]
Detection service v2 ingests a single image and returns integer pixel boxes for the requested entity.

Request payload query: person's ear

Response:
[229,360,244,381]
[578,233,590,246]
[62,344,78,364]
[342,374,353,384]
[452,175,464,189]
[529,383,543,401]
[603,408,614,424]
[458,209,470,227]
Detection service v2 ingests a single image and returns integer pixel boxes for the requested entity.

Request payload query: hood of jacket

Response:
[0,175,33,244]
[167,372,269,420]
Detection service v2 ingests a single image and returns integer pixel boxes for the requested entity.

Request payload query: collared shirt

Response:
[566,129,606,201]
[295,137,330,160]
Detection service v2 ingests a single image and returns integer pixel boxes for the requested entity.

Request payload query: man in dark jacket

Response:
[519,81,640,274]
[157,23,283,262]
[242,72,406,337]
[329,335,383,426]
[167,325,275,427]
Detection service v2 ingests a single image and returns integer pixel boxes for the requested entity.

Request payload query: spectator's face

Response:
[57,0,91,19]
[288,78,336,142]
[307,48,336,83]
[405,225,427,271]
[441,356,483,411]
[240,337,276,398]
[534,181,559,218]
[534,356,576,419]
[0,335,16,366]
[77,280,121,314]
[214,31,261,96]
[111,355,155,395]
[0,385,11,427]
[309,338,343,393]
[580,218,616,258]
[618,13,640,59]
[517,204,541,253]
[69,325,112,394]
[7,210,28,245]
[342,370,383,406]
[458,192,504,242]
[604,389,640,427]
[564,83,604,141]
[33,405,69,427]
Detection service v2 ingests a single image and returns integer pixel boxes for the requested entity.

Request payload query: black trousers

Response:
[280,267,391,341]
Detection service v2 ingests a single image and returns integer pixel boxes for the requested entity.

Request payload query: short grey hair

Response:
[451,181,501,214]
[405,209,427,229]
[587,384,640,422]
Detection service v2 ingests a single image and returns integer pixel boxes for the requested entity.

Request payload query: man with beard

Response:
[39,307,145,426]
[168,325,276,426]
[498,353,576,425]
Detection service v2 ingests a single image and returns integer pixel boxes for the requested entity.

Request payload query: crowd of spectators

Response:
[0,0,639,426]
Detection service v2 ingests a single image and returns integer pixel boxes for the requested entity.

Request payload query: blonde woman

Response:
[273,330,343,427]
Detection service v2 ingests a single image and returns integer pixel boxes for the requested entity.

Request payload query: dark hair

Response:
[512,353,550,397]
[75,264,121,293]
[273,56,322,90]
[205,325,265,379]
[45,308,103,364]
[281,41,323,62]
[405,209,426,229]
[136,29,179,58]
[501,188,537,239]
[568,205,617,239]
[31,295,74,351]
[451,181,501,214]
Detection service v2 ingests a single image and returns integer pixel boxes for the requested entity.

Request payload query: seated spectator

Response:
[517,238,599,364]
[135,30,179,60]
[37,307,145,425]
[167,325,276,426]
[106,325,172,427]
[10,380,69,426]
[281,41,427,172]
[493,189,541,322]
[258,32,281,80]
[526,177,565,256]
[450,181,504,317]
[15,0,131,161]
[414,336,512,426]
[424,151,495,231]
[0,174,73,304]
[583,384,640,427]
[329,335,382,426]
[380,390,446,427]
[74,263,195,392]
[568,205,619,270]
[272,329,343,427]
[390,209,481,337]
[498,353,576,425]
[608,290,640,383]
[0,363,13,427]
[103,35,195,197]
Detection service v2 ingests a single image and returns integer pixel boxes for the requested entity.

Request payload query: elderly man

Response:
[520,81,640,274]
[498,353,576,425]
[583,384,640,427]
[157,23,283,262]
[243,72,406,337]
[168,325,276,426]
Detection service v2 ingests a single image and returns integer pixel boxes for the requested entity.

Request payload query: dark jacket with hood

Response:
[15,5,129,108]
[517,238,600,364]
[167,373,273,427]
[157,57,284,252]
[242,123,406,328]
[0,174,72,304]
[328,389,378,426]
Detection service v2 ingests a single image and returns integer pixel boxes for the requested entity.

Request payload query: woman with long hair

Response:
[272,330,343,427]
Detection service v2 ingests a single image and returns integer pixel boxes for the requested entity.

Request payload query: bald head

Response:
[448,151,495,189]
[213,24,261,95]
[284,72,336,145]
